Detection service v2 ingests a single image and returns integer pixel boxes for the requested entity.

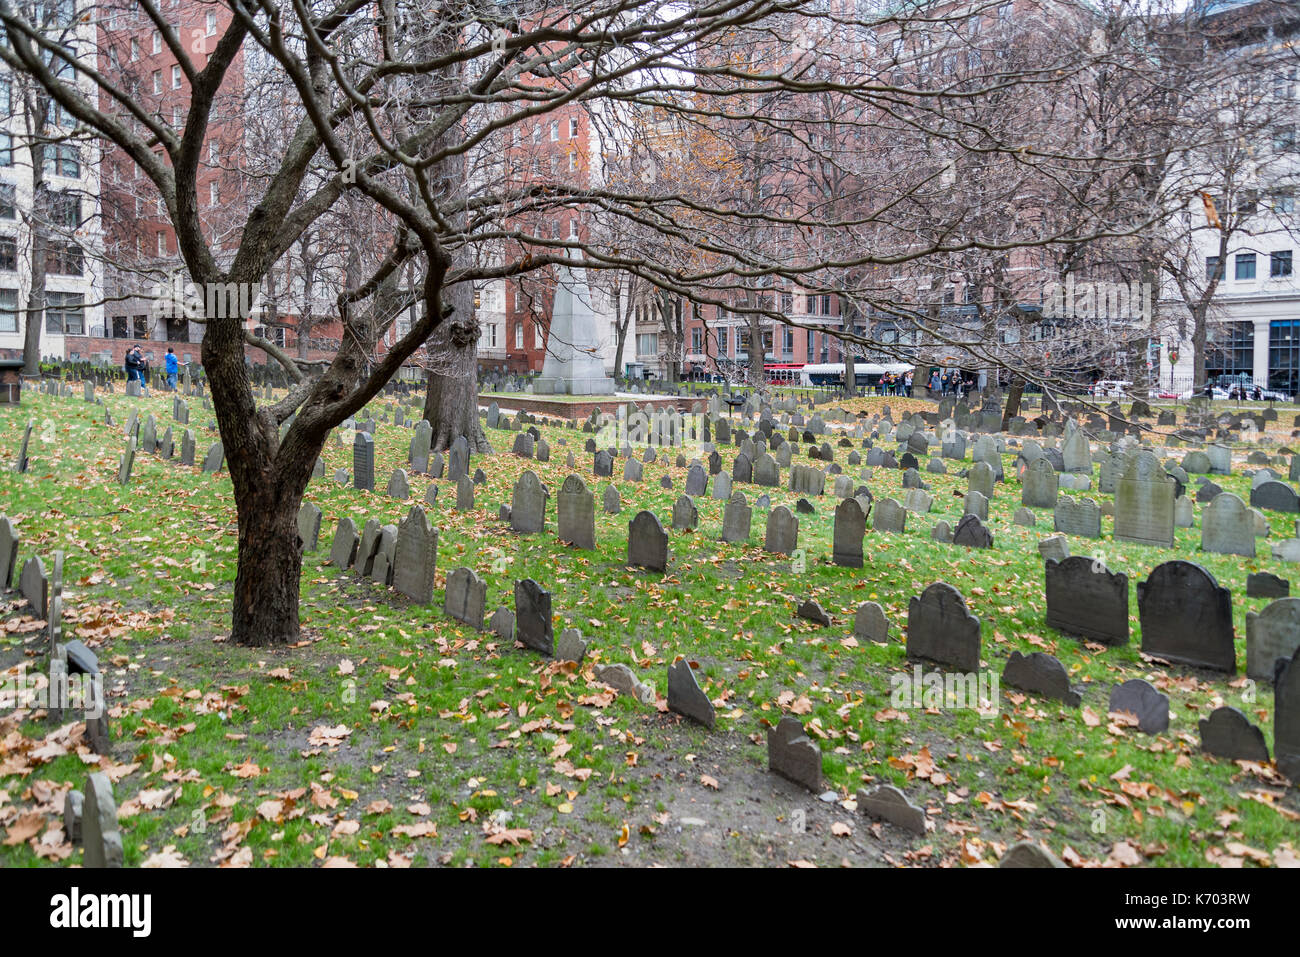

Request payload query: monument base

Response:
[533,377,617,396]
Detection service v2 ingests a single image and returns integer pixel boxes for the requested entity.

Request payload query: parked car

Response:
[1090,379,1134,398]
[1176,385,1289,401]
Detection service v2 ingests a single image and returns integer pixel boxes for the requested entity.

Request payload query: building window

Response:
[568,152,577,172]
[206,11,217,35]
[46,242,83,276]
[44,144,79,178]
[133,315,149,339]
[165,317,189,341]
[0,288,16,333]
[1206,255,1223,281]
[172,65,182,89]
[1236,253,1257,280]
[514,322,523,349]
[152,71,162,94]
[783,327,794,354]
[569,117,578,138]
[550,122,558,141]
[0,183,14,219]
[691,328,702,353]
[1274,191,1296,214]
[1269,320,1300,396]
[130,37,139,61]
[0,78,10,116]
[637,333,658,356]
[208,140,219,165]
[0,133,11,167]
[112,315,129,338]
[152,29,161,54]
[209,180,219,206]
[0,235,13,271]
[157,232,168,256]
[1207,321,1254,380]
[1276,125,1297,153]
[1272,250,1293,277]
[480,323,497,348]
[716,327,728,353]
[1277,69,1297,99]
[45,291,85,335]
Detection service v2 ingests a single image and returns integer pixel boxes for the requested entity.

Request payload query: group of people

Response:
[123,346,181,393]
[877,371,913,396]
[928,370,973,397]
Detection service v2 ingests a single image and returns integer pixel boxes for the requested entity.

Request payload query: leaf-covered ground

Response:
[0,383,1297,868]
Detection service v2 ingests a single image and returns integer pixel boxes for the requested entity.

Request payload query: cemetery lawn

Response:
[0,390,1298,869]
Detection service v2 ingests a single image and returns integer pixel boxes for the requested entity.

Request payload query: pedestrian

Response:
[165,347,178,392]
[904,371,913,397]
[134,347,150,396]
[123,349,136,386]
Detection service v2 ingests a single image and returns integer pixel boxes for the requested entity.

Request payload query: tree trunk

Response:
[423,291,491,453]
[1001,375,1024,431]
[22,148,48,375]
[1192,302,1208,393]
[746,312,764,388]
[230,469,307,646]
[843,345,856,397]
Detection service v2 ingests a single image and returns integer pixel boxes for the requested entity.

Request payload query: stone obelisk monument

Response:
[535,260,616,395]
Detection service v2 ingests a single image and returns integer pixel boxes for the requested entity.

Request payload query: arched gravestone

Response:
[721,491,752,543]
[1200,492,1255,558]
[1045,555,1129,645]
[953,513,993,549]
[444,566,487,630]
[832,498,866,568]
[1246,597,1300,681]
[1275,654,1300,781]
[513,579,553,656]
[393,506,438,604]
[732,452,753,483]
[1250,479,1300,514]
[672,495,699,531]
[906,582,981,672]
[627,510,668,572]
[556,474,596,549]
[1114,450,1175,547]
[764,505,798,555]
[1137,560,1236,673]
[510,470,549,534]
[1021,456,1059,509]
[1198,706,1270,762]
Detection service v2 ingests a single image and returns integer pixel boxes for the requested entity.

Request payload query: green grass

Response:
[0,384,1296,868]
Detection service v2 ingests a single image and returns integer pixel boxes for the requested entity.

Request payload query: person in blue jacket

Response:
[165,348,179,391]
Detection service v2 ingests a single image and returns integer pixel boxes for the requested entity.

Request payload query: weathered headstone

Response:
[297,502,322,552]
[82,772,123,868]
[627,510,668,572]
[1137,561,1235,673]
[1002,651,1080,706]
[444,566,487,630]
[329,518,359,574]
[906,582,980,672]
[513,579,553,655]
[1199,706,1270,762]
[1246,597,1300,681]
[667,658,715,728]
[833,498,866,568]
[393,505,438,604]
[1045,555,1129,645]
[1109,678,1169,734]
[766,715,822,792]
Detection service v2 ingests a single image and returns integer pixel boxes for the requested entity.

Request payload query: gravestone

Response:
[1137,561,1235,673]
[858,784,926,836]
[685,464,707,496]
[967,461,995,499]
[444,566,487,630]
[721,491,752,543]
[1002,651,1080,706]
[962,490,988,522]
[82,772,123,868]
[180,429,196,467]
[393,506,438,604]
[602,484,621,514]
[329,518,359,574]
[764,506,798,555]
[1201,492,1255,557]
[19,555,46,618]
[672,494,699,531]
[557,475,596,549]
[352,433,375,491]
[448,436,469,483]
[833,498,866,568]
[1247,571,1289,599]
[1000,843,1066,868]
[627,510,668,572]
[767,716,822,792]
[0,516,17,590]
[953,513,993,549]
[906,582,980,672]
[511,470,549,534]
[1198,706,1270,762]
[297,502,322,552]
[409,420,433,473]
[1045,555,1129,645]
[1114,452,1175,547]
[1021,457,1058,508]
[667,658,715,728]
[854,601,889,643]
[455,475,475,511]
[1108,679,1169,733]
[386,468,410,499]
[1053,496,1101,538]
[1246,597,1300,681]
[873,497,906,534]
[556,628,588,664]
[1251,480,1300,513]
[513,579,553,655]
[1275,654,1300,780]
[117,438,135,485]
[14,420,31,473]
